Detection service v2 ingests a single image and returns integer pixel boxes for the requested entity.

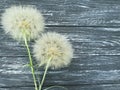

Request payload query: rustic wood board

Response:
[1,0,120,26]
[1,0,120,90]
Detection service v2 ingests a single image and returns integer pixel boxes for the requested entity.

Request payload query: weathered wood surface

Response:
[1,0,120,26]
[1,0,120,90]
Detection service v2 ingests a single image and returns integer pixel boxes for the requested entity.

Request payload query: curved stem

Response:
[44,86,68,90]
[39,57,52,90]
[24,37,38,90]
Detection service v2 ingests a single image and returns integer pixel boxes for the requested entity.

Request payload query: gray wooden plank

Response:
[0,87,34,90]
[1,27,120,56]
[1,84,120,90]
[1,0,120,26]
[1,55,120,87]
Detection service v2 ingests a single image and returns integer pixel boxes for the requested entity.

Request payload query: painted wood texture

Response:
[0,0,120,90]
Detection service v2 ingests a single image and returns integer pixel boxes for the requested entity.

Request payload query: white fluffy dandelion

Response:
[33,32,73,69]
[1,6,44,41]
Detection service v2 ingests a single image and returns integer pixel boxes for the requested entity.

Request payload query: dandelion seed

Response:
[1,6,44,41]
[33,32,73,69]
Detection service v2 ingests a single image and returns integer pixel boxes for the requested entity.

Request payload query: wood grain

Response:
[1,27,120,90]
[1,84,120,90]
[0,0,120,26]
[1,27,120,56]
[1,0,120,90]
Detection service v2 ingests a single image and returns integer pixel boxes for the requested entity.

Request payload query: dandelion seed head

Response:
[1,6,44,41]
[33,32,73,69]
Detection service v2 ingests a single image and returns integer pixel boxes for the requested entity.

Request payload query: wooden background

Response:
[1,0,120,90]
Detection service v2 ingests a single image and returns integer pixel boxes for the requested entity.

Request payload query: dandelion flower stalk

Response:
[24,35,38,90]
[39,57,52,90]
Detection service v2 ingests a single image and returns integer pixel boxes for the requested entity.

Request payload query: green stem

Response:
[24,37,38,90]
[44,86,68,90]
[39,57,52,90]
